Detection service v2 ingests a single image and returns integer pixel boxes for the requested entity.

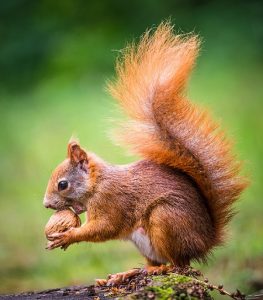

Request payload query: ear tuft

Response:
[68,135,79,145]
[67,140,87,164]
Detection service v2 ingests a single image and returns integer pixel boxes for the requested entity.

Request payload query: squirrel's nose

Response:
[43,201,50,208]
[43,197,52,209]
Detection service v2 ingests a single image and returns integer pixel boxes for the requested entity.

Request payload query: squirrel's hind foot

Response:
[96,268,141,286]
[95,265,174,287]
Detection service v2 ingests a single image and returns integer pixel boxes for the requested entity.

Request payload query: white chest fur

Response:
[129,230,167,264]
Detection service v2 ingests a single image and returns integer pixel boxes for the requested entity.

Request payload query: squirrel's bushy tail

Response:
[108,22,248,246]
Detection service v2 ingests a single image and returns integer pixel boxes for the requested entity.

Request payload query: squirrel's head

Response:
[43,140,92,214]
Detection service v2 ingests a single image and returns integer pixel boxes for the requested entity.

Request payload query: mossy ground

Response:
[129,269,213,300]
[145,274,211,300]
[107,267,246,299]
[0,267,247,299]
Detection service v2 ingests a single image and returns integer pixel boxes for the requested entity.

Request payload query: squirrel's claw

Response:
[106,269,141,286]
[47,232,64,241]
[46,239,65,250]
[144,264,173,275]
[45,229,74,250]
[95,269,141,287]
[46,241,60,250]
[95,279,108,286]
[61,243,70,251]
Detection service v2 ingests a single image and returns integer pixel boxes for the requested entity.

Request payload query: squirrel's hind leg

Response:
[146,203,195,268]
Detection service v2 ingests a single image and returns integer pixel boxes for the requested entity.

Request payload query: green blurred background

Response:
[0,0,262,296]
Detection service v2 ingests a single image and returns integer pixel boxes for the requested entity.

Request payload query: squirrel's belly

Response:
[129,228,167,264]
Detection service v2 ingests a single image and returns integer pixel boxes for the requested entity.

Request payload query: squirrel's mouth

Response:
[70,201,87,215]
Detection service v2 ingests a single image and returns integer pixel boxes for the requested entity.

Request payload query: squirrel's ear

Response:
[67,141,87,164]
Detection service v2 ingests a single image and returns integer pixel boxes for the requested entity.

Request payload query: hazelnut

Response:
[45,209,81,240]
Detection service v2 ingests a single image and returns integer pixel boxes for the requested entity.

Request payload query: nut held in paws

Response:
[45,209,81,240]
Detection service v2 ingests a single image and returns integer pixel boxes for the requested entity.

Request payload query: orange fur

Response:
[45,22,248,271]
[108,22,248,247]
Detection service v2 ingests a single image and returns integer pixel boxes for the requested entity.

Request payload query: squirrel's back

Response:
[108,22,248,248]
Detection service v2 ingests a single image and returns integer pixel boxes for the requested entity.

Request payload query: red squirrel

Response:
[44,22,248,284]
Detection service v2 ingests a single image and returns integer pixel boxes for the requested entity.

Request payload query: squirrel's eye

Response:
[58,180,68,191]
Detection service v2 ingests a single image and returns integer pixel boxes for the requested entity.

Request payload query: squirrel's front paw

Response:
[46,228,76,251]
